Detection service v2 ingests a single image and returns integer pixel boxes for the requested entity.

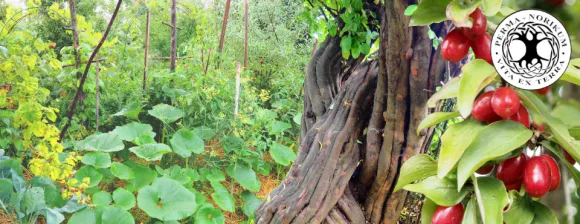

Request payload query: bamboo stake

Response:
[170,0,177,71]
[234,63,241,117]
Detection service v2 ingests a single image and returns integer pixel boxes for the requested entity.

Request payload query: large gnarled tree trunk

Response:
[256,0,460,223]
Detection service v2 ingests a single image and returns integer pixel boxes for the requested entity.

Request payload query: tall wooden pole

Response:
[234,62,241,117]
[218,0,231,53]
[170,0,177,71]
[95,63,100,132]
[243,0,249,69]
[143,11,150,90]
[68,0,80,72]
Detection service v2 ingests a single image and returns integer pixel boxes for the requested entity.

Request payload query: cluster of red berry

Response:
[441,9,492,64]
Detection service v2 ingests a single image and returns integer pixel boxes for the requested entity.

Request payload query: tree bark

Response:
[170,0,177,71]
[144,11,150,90]
[255,0,458,223]
[243,0,249,69]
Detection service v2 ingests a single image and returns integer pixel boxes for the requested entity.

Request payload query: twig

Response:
[59,0,123,141]
[150,56,194,60]
[62,58,106,67]
[162,21,182,30]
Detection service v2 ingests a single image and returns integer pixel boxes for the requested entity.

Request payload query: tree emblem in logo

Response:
[491,10,570,90]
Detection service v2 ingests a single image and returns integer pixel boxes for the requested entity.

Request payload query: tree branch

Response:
[59,0,123,141]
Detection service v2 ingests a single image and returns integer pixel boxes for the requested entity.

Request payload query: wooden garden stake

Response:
[234,63,241,117]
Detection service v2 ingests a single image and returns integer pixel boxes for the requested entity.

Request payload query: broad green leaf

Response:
[67,207,96,224]
[457,121,532,189]
[417,111,460,135]
[462,197,481,224]
[340,35,352,51]
[161,165,192,185]
[551,104,580,127]
[473,177,508,224]
[394,154,437,192]
[481,0,502,16]
[110,162,135,180]
[221,135,246,153]
[447,0,483,27]
[403,176,470,206]
[268,121,292,134]
[75,132,124,152]
[530,201,557,224]
[41,207,65,224]
[137,178,197,221]
[193,126,216,140]
[427,76,461,108]
[0,46,8,57]
[0,178,13,203]
[562,58,580,86]
[124,161,157,192]
[241,191,261,218]
[458,59,497,118]
[518,91,580,163]
[195,205,225,224]
[504,192,534,224]
[226,165,260,192]
[404,5,418,16]
[75,166,103,188]
[205,168,226,182]
[409,0,452,26]
[170,129,204,158]
[438,118,485,178]
[129,143,171,161]
[112,188,136,210]
[270,142,296,166]
[570,127,580,139]
[421,198,437,224]
[101,206,134,224]
[112,101,142,120]
[81,152,111,168]
[293,113,302,125]
[112,122,156,142]
[93,191,112,207]
[210,182,235,212]
[21,187,46,214]
[148,104,184,123]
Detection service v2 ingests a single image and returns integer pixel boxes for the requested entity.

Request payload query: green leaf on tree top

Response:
[504,192,534,224]
[210,182,235,212]
[137,178,197,221]
[458,59,497,118]
[403,176,470,206]
[518,91,580,164]
[226,165,260,192]
[462,197,480,223]
[394,154,437,192]
[110,162,135,180]
[129,143,171,161]
[101,206,134,224]
[92,191,112,207]
[75,165,103,188]
[340,35,352,51]
[409,0,452,26]
[417,111,460,135]
[446,0,483,28]
[81,152,111,168]
[241,191,261,218]
[170,129,204,158]
[112,101,142,120]
[472,177,508,224]
[438,118,485,178]
[562,58,580,86]
[112,188,136,210]
[75,132,125,152]
[112,122,156,142]
[481,0,502,16]
[269,142,297,166]
[195,205,225,224]
[530,201,558,224]
[456,121,532,190]
[421,198,438,224]
[148,104,184,123]
[405,5,418,16]
[551,104,580,128]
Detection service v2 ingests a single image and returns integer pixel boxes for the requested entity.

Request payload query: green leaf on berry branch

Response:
[446,0,483,27]
[403,176,470,206]
[530,201,558,224]
[503,191,534,224]
[427,76,461,108]
[472,176,508,224]
[421,198,438,224]
[394,154,437,192]
[462,197,480,223]
[481,0,502,16]
[417,111,460,135]
[562,58,580,86]
[458,59,497,118]
[409,0,452,26]
[457,121,532,189]
[438,118,485,178]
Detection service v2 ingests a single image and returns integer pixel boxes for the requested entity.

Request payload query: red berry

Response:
[539,155,560,191]
[505,180,522,192]
[564,150,576,164]
[536,86,550,95]
[432,204,464,224]
[491,87,520,118]
[441,29,470,62]
[476,165,494,175]
[461,8,487,40]
[497,153,527,185]
[472,91,502,123]
[523,157,552,198]
[505,106,530,128]
[470,33,492,64]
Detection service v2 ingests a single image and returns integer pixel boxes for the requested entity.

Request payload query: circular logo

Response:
[491,10,571,90]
